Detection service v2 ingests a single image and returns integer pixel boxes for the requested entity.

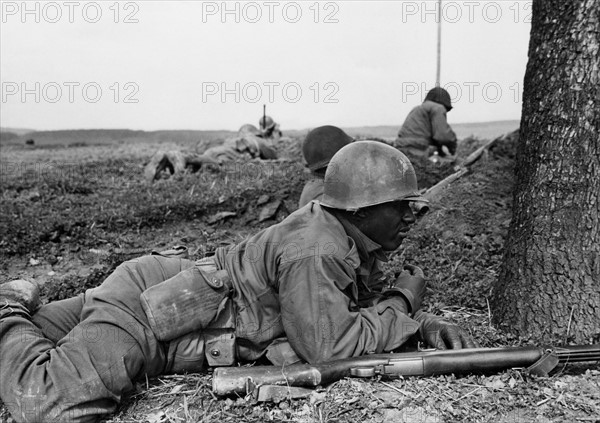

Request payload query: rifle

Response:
[212,344,599,400]
[414,132,508,216]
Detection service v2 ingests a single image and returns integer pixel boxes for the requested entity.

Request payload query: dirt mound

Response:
[386,130,519,310]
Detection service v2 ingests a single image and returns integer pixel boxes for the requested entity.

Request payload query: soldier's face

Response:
[357,200,416,251]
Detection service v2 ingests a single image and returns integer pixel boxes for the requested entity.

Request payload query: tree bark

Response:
[492,0,600,343]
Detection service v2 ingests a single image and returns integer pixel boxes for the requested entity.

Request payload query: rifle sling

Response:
[526,350,560,377]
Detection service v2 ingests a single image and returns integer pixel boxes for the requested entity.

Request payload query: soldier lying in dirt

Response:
[0,141,475,422]
[144,118,280,183]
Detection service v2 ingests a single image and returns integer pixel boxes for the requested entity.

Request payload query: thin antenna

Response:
[263,104,266,129]
[436,0,442,87]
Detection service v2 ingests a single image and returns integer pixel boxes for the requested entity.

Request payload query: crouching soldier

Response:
[298,125,354,208]
[395,87,458,158]
[0,141,475,422]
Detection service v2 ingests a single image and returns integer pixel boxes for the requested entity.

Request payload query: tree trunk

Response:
[492,0,600,343]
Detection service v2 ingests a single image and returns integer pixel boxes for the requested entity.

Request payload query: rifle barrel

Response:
[212,344,600,396]
[555,344,600,363]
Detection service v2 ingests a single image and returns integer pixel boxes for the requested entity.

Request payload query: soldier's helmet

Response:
[238,124,260,136]
[320,141,427,211]
[425,87,453,111]
[259,115,276,130]
[302,125,354,172]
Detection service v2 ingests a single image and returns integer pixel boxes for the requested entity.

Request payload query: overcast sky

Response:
[1,1,532,131]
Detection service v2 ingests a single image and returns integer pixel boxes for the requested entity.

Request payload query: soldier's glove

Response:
[416,313,477,350]
[382,264,426,315]
[447,140,457,156]
[435,140,457,156]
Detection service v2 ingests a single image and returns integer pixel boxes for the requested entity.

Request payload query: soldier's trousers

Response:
[0,256,193,423]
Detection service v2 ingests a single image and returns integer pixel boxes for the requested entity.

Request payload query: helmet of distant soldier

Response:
[238,124,260,136]
[320,141,427,211]
[302,125,354,171]
[425,87,453,111]
[259,115,276,130]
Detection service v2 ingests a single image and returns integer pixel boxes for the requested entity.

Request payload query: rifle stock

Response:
[212,344,600,396]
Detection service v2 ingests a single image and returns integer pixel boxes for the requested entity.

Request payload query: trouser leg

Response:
[394,138,431,157]
[0,306,145,422]
[0,256,194,422]
[32,294,84,343]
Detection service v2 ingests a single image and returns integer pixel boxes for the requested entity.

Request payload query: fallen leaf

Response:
[554,381,567,390]
[484,377,505,390]
[256,194,270,205]
[208,211,237,225]
[258,200,281,222]
[309,391,327,405]
[145,410,166,423]
[169,384,184,394]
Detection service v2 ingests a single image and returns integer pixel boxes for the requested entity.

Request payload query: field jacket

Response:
[298,175,325,208]
[396,100,457,152]
[214,202,420,364]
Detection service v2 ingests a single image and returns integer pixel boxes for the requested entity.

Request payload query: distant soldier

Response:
[144,118,281,183]
[298,125,354,208]
[259,115,282,140]
[395,87,457,158]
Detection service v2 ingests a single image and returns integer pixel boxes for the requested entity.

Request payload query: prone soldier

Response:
[0,141,475,422]
[145,117,280,183]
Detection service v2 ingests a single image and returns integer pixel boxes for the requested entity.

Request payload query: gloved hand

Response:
[417,313,477,350]
[382,264,426,314]
[435,140,457,157]
[446,139,457,156]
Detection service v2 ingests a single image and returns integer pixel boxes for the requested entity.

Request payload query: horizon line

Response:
[1,119,521,134]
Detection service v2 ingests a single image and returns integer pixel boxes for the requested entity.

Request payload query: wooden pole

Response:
[436,0,442,87]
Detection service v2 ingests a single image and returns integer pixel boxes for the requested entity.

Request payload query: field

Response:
[1,123,598,423]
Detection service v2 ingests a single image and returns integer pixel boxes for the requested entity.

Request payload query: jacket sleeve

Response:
[430,108,457,146]
[277,254,420,364]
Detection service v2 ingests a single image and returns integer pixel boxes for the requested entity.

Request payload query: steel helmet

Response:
[320,141,427,210]
[302,125,354,171]
[259,115,275,130]
[425,87,453,111]
[238,124,260,136]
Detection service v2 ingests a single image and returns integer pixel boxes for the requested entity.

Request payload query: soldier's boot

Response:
[0,279,40,316]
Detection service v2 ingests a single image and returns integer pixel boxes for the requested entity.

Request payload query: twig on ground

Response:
[379,381,416,399]
[536,397,552,406]
[565,306,575,343]
[452,386,483,403]
[486,297,492,328]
